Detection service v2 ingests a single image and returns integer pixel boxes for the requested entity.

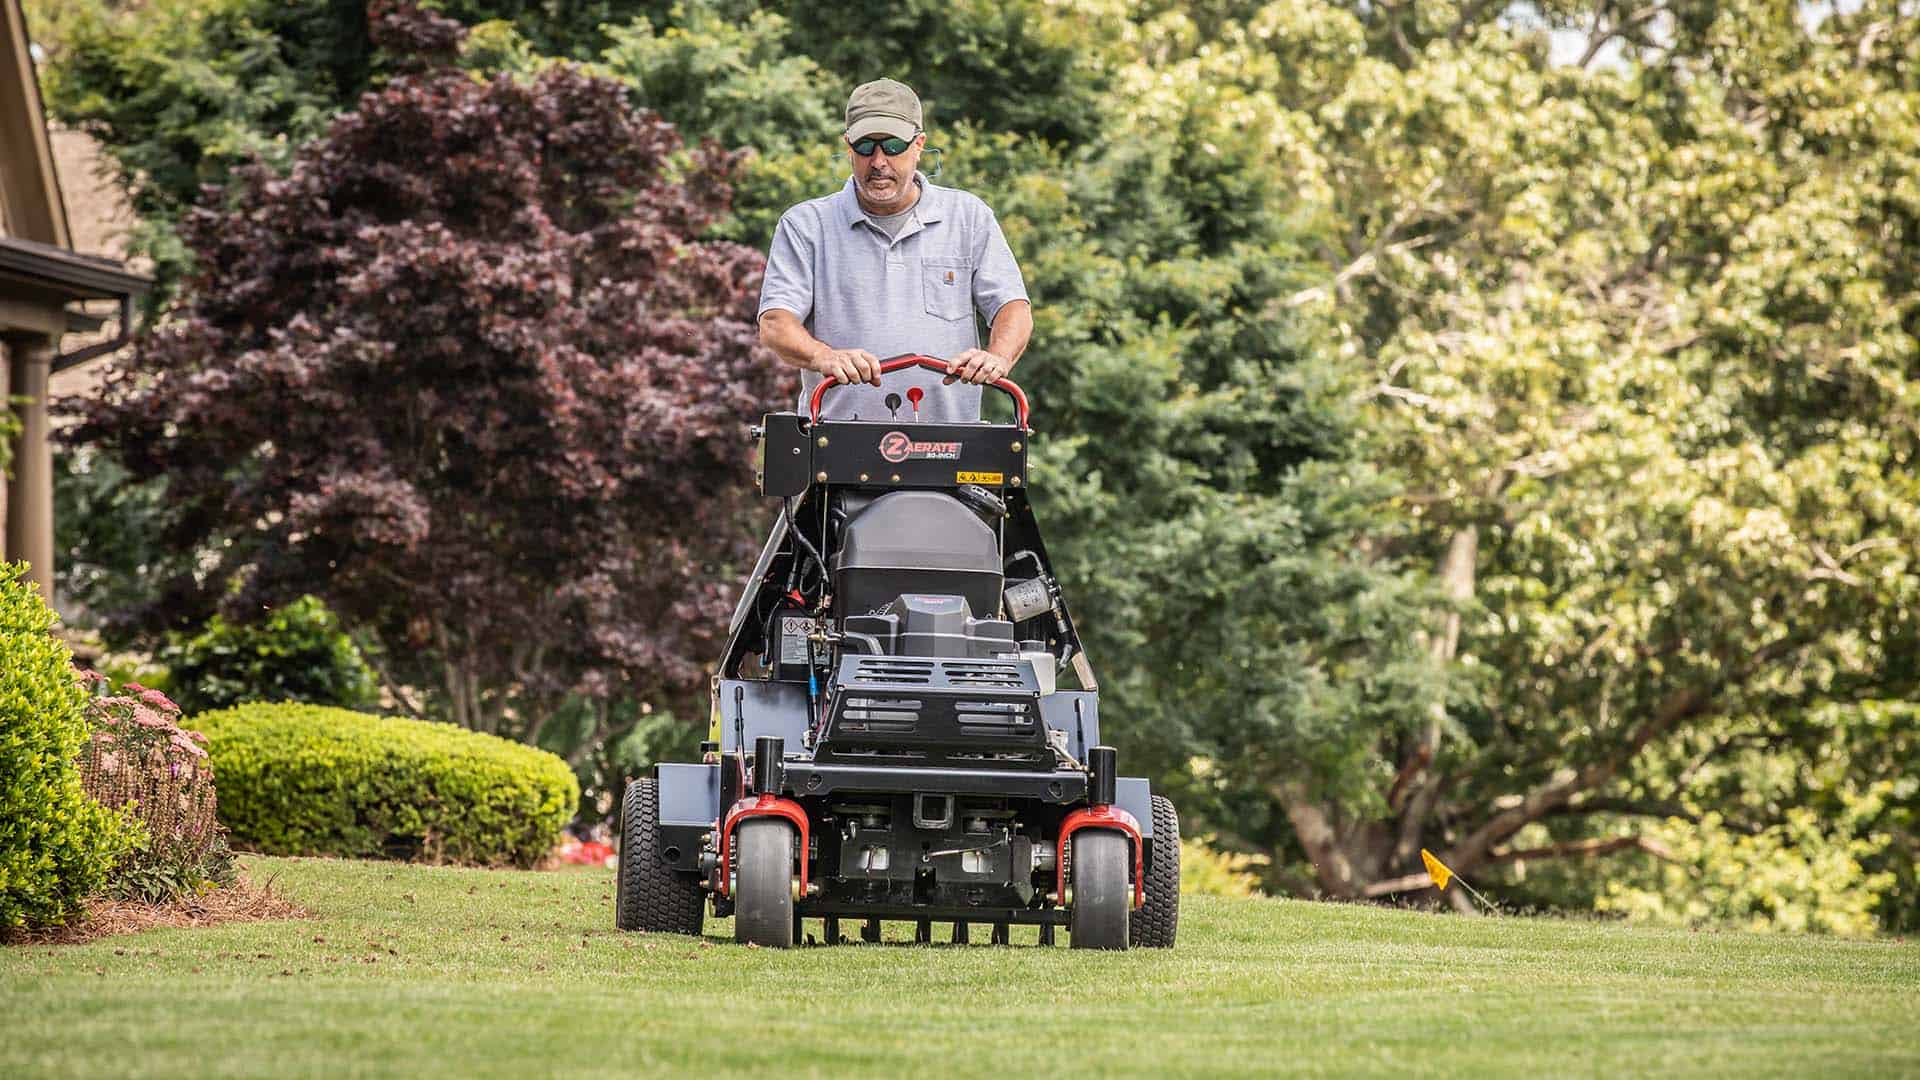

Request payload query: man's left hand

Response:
[944,348,1014,386]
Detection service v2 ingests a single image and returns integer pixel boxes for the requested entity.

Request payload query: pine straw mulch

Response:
[3,873,308,946]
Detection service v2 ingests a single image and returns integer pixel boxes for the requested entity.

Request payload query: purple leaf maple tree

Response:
[68,4,789,743]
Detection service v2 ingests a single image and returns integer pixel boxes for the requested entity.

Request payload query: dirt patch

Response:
[3,873,308,946]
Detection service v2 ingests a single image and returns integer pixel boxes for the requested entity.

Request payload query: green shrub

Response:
[1180,836,1268,898]
[0,398,19,474]
[161,595,380,715]
[0,563,137,930]
[188,704,577,867]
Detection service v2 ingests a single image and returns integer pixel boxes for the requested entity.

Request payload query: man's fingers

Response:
[957,350,1006,385]
[820,350,882,386]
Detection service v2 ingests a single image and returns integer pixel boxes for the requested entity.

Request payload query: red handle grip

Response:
[807,354,1031,430]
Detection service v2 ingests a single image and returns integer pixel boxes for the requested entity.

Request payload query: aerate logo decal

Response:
[879,431,962,463]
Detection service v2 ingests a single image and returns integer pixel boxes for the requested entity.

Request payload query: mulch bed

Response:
[3,874,307,946]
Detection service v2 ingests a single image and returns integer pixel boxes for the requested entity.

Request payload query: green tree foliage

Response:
[53,448,197,648]
[68,6,783,745]
[1253,1,1920,926]
[31,0,671,299]
[0,564,137,930]
[0,400,17,475]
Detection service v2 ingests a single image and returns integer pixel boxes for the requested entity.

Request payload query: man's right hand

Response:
[812,346,884,387]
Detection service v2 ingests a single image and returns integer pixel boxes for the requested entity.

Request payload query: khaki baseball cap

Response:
[845,78,923,141]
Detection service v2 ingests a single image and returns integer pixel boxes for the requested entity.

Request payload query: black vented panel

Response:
[954,700,1036,732]
[849,659,936,685]
[818,656,1048,770]
[944,663,1028,690]
[839,696,921,734]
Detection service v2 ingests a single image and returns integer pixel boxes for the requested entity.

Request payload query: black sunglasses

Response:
[850,133,916,157]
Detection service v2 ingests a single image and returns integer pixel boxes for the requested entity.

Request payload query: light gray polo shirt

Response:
[757,174,1029,422]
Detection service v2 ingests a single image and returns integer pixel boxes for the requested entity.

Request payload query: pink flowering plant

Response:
[74,669,234,901]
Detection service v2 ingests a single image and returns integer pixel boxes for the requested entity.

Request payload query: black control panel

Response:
[757,414,1028,497]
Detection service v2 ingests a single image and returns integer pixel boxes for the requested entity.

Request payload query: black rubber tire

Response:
[614,778,705,935]
[1130,795,1180,948]
[1069,829,1130,950]
[733,818,796,948]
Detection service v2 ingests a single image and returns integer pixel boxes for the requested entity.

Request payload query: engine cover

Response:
[833,491,1002,619]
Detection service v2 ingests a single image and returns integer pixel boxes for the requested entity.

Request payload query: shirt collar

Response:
[837,172,944,229]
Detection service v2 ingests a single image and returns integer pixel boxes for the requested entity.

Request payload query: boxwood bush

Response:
[0,563,136,930]
[187,704,577,867]
[159,595,379,715]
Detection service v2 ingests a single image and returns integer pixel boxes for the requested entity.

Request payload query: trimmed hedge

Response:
[188,704,578,868]
[0,563,136,930]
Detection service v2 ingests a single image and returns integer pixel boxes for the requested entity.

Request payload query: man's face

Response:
[847,131,925,212]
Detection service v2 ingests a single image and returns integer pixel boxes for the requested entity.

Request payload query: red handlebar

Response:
[807,354,1031,430]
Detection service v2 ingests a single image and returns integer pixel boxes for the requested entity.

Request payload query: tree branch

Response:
[1272,782,1365,899]
[1362,871,1435,897]
[1445,635,1802,873]
[1488,835,1678,863]
[362,650,427,720]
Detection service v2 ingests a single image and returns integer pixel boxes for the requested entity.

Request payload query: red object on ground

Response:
[557,839,616,866]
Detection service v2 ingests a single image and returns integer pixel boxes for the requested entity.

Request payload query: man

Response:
[757,78,1033,422]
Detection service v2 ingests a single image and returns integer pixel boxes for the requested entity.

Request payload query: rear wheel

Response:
[614,778,705,935]
[1131,795,1180,948]
[733,818,796,948]
[1069,829,1130,950]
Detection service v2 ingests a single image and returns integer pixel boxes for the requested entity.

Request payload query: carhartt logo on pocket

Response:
[945,270,955,284]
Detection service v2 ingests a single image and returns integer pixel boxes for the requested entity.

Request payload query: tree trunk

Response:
[1390,526,1478,870]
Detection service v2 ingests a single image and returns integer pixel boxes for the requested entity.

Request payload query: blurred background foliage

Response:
[28,0,1920,933]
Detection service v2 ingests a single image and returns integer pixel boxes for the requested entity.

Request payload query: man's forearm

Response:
[758,309,828,369]
[760,309,883,386]
[988,300,1033,366]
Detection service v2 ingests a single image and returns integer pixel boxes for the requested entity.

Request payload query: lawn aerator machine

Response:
[615,355,1178,949]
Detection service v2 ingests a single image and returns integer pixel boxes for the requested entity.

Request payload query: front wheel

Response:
[733,818,796,948]
[1069,829,1130,950]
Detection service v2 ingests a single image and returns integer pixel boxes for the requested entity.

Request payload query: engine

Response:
[831,491,1013,658]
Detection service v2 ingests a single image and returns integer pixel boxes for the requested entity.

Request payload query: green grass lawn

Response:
[4,856,1916,1078]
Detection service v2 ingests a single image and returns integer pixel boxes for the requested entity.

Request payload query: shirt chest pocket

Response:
[922,257,974,322]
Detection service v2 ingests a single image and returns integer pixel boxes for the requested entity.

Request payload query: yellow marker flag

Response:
[1421,848,1454,891]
